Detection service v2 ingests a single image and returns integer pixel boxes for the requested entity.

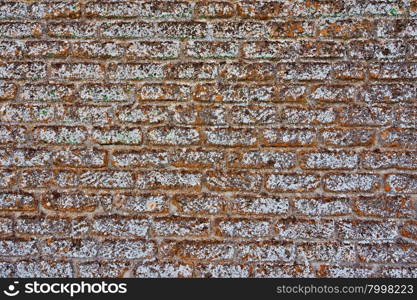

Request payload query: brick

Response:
[310,85,356,103]
[71,41,124,58]
[147,126,200,145]
[275,84,309,102]
[92,216,149,238]
[24,41,69,58]
[157,22,208,39]
[101,22,154,39]
[282,107,336,125]
[109,63,164,80]
[213,21,268,39]
[161,240,234,261]
[195,1,235,18]
[300,151,359,170]
[385,173,417,194]
[278,62,332,81]
[195,263,250,278]
[0,41,23,58]
[80,170,134,188]
[337,220,398,240]
[152,217,209,237]
[381,128,417,147]
[185,41,238,58]
[112,149,168,168]
[119,193,168,214]
[0,22,42,38]
[0,148,51,169]
[0,170,17,188]
[317,19,374,38]
[171,149,225,168]
[348,40,407,60]
[266,173,320,192]
[98,239,156,259]
[59,105,114,125]
[236,241,294,262]
[261,128,317,147]
[354,195,415,218]
[203,128,257,147]
[230,195,289,216]
[0,2,29,19]
[379,267,417,278]
[194,83,276,103]
[40,239,98,258]
[21,169,54,188]
[42,191,111,212]
[0,126,26,144]
[48,22,99,38]
[165,62,219,80]
[172,193,226,215]
[33,126,87,145]
[324,173,380,192]
[0,82,17,100]
[51,63,105,80]
[15,217,70,236]
[269,20,314,38]
[31,1,82,19]
[370,63,417,79]
[0,218,12,236]
[228,150,295,169]
[126,41,180,59]
[220,63,274,81]
[136,170,201,190]
[206,171,263,192]
[400,221,417,241]
[275,218,335,240]
[362,151,417,169]
[396,106,417,128]
[55,169,79,188]
[377,19,417,38]
[339,105,393,126]
[321,129,375,147]
[20,84,75,102]
[78,261,130,278]
[294,197,352,216]
[332,62,366,80]
[358,84,416,103]
[53,148,106,167]
[297,242,356,263]
[92,127,142,145]
[317,265,375,278]
[214,218,271,238]
[135,262,193,278]
[0,104,56,123]
[0,62,46,80]
[138,84,191,101]
[0,192,36,211]
[254,263,314,278]
[117,105,170,124]
[85,1,192,19]
[0,239,38,257]
[228,105,277,125]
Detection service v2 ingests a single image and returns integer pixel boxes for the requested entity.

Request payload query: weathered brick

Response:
[101,22,154,39]
[92,216,149,238]
[48,21,99,38]
[321,129,375,147]
[92,127,142,145]
[0,218,12,236]
[109,63,164,80]
[377,19,417,38]
[0,238,38,257]
[348,40,407,60]
[214,217,271,238]
[275,218,335,240]
[206,171,263,192]
[126,41,180,59]
[266,174,320,192]
[254,263,314,278]
[152,217,209,237]
[59,105,114,125]
[0,104,56,123]
[80,170,134,188]
[98,239,156,259]
[396,106,417,128]
[261,128,317,147]
[71,41,124,58]
[42,191,111,212]
[0,192,36,211]
[165,62,219,80]
[337,220,398,240]
[21,169,54,188]
[53,148,106,167]
[171,193,225,215]
[185,41,239,58]
[317,265,375,278]
[0,82,17,100]
[369,63,417,80]
[228,105,277,125]
[33,126,87,145]
[171,149,225,168]
[119,193,168,214]
[385,173,417,194]
[117,105,170,124]
[400,221,417,241]
[51,63,105,80]
[24,41,69,58]
[282,107,336,125]
[363,151,417,169]
[324,173,380,192]
[138,83,191,101]
[20,84,75,102]
[294,197,352,216]
[317,19,374,38]
[297,242,356,263]
[41,239,98,259]
[195,263,250,278]
[354,195,415,218]
[213,21,268,39]
[0,62,46,80]
[0,22,42,38]
[15,217,70,236]
[277,63,332,81]
[269,20,314,38]
[136,171,202,190]
[358,84,416,103]
[381,128,417,147]
[230,195,289,216]
[78,261,130,278]
[0,170,17,188]
[157,22,208,39]
[203,128,256,147]
[300,151,359,170]
[221,63,274,81]
[195,1,235,18]
[310,85,356,103]
[135,261,193,278]
[339,105,393,126]
[228,150,295,169]
[112,149,168,168]
[147,126,200,145]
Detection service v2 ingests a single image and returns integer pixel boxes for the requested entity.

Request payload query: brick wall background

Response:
[0,0,416,278]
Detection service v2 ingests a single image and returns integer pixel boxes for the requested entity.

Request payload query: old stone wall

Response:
[0,0,416,278]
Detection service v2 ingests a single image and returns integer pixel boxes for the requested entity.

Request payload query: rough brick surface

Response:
[0,0,416,278]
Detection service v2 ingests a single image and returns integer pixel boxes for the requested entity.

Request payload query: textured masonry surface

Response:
[0,0,417,278]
